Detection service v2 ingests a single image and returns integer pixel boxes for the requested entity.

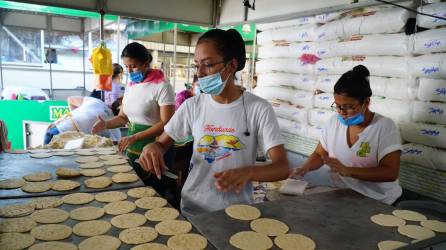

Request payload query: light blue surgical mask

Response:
[198,71,229,95]
[193,86,201,96]
[338,112,364,126]
[129,71,144,83]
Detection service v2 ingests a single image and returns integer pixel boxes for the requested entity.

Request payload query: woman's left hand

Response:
[118,135,138,152]
[324,157,350,176]
[213,167,252,193]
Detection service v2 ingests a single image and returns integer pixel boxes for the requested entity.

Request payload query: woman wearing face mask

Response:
[290,65,403,205]
[138,29,289,217]
[92,42,176,196]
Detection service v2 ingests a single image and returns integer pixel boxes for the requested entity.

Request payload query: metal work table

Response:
[189,189,446,250]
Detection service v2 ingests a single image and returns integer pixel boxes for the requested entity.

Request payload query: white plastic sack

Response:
[307,125,323,141]
[417,78,446,102]
[412,28,446,54]
[412,101,446,125]
[315,8,410,41]
[272,101,309,124]
[313,93,334,110]
[409,53,446,79]
[277,117,308,136]
[399,122,446,148]
[315,56,409,78]
[314,41,340,59]
[257,73,315,91]
[308,108,336,127]
[370,97,412,123]
[258,42,318,59]
[339,33,410,56]
[256,58,314,75]
[401,143,446,171]
[315,75,342,93]
[370,77,418,101]
[253,86,295,103]
[256,17,316,31]
[257,25,317,45]
[418,2,446,28]
[291,90,314,108]
[315,11,343,24]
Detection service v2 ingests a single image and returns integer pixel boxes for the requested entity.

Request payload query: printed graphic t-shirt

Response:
[164,92,283,216]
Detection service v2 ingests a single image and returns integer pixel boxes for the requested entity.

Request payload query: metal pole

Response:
[116,16,121,63]
[162,32,166,75]
[186,38,191,84]
[47,15,53,99]
[173,23,177,91]
[99,10,105,101]
[81,18,86,95]
[249,26,257,92]
[0,19,3,92]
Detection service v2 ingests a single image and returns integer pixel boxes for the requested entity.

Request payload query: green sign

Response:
[49,106,70,121]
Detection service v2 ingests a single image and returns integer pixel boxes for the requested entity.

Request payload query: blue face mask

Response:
[198,71,228,95]
[338,112,365,126]
[193,86,201,96]
[129,71,144,83]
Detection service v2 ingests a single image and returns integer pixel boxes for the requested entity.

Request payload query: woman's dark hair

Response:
[89,89,102,100]
[111,98,121,116]
[121,42,153,64]
[112,63,123,78]
[197,29,246,72]
[334,65,372,103]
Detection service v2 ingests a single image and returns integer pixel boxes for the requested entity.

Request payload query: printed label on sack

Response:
[420,129,440,136]
[429,107,444,115]
[403,148,423,155]
[424,40,441,49]
[435,88,446,96]
[422,66,440,75]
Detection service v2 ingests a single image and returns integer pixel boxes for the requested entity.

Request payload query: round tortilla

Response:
[75,156,100,163]
[112,173,139,183]
[23,172,52,182]
[167,233,207,250]
[370,214,406,227]
[80,169,106,177]
[111,213,147,229]
[0,232,35,250]
[392,210,427,221]
[31,208,69,224]
[0,217,37,233]
[30,197,63,210]
[154,220,192,236]
[73,220,111,237]
[398,225,435,240]
[51,180,80,191]
[84,177,112,189]
[107,165,133,173]
[229,231,273,250]
[119,226,158,244]
[104,201,136,215]
[135,197,167,210]
[79,162,105,169]
[225,204,261,221]
[420,220,446,233]
[29,241,77,250]
[377,240,408,250]
[145,207,179,222]
[95,191,127,203]
[62,193,94,205]
[250,218,289,236]
[78,235,121,250]
[31,224,72,241]
[21,182,52,193]
[274,233,316,250]
[0,178,26,189]
[127,187,156,198]
[70,207,105,221]
[0,204,35,218]
[55,168,81,178]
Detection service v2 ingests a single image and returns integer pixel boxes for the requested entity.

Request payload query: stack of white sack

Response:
[253,86,295,103]
[277,117,308,136]
[412,101,446,125]
[271,101,308,124]
[308,109,337,127]
[315,56,409,78]
[257,24,318,45]
[257,72,315,91]
[401,143,446,171]
[412,27,446,55]
[417,78,446,102]
[258,42,318,59]
[315,75,341,93]
[408,53,446,79]
[370,97,413,123]
[256,17,316,31]
[315,7,410,41]
[313,93,334,110]
[307,126,324,141]
[399,122,446,149]
[257,58,314,75]
[417,2,446,29]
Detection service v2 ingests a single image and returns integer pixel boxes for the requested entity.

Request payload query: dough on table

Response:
[145,207,179,221]
[111,213,147,229]
[377,240,408,250]
[62,193,94,205]
[154,220,192,236]
[398,225,435,240]
[51,180,80,191]
[0,178,26,189]
[28,241,77,250]
[73,220,111,237]
[127,187,156,198]
[225,204,261,221]
[70,207,105,221]
[420,220,446,233]
[78,235,121,250]
[0,217,37,233]
[30,197,63,209]
[0,232,35,250]
[55,168,81,178]
[84,177,112,189]
[31,224,72,241]
[135,197,167,209]
[95,191,128,203]
[112,173,139,183]
[370,214,406,227]
[229,231,273,250]
[392,210,427,221]
[80,169,106,177]
[250,218,289,236]
[23,172,52,182]
[107,165,133,173]
[31,208,69,224]
[0,204,35,218]
[119,226,158,244]
[104,201,136,215]
[21,182,52,193]
[167,233,207,250]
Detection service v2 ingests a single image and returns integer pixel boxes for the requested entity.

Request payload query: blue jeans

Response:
[44,125,60,145]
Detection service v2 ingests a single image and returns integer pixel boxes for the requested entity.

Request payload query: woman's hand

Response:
[91,115,106,134]
[213,167,253,193]
[138,142,167,179]
[118,135,138,153]
[324,157,350,177]
[288,166,310,178]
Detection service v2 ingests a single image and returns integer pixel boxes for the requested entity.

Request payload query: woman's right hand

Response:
[91,115,106,134]
[138,142,167,180]
[289,166,310,178]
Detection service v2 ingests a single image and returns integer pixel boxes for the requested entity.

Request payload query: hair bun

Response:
[225,29,246,71]
[352,65,370,78]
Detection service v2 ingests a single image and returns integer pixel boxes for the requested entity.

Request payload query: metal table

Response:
[0,189,216,250]
[189,189,446,250]
[0,152,144,199]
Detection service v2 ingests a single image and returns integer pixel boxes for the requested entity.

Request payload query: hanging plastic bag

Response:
[90,42,113,91]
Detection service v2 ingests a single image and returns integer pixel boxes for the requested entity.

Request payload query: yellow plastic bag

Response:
[90,44,112,75]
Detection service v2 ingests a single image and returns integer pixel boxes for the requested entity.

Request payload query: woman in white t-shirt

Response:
[138,29,289,217]
[290,65,403,205]
[92,42,176,198]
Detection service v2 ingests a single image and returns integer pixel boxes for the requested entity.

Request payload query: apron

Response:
[126,122,155,181]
